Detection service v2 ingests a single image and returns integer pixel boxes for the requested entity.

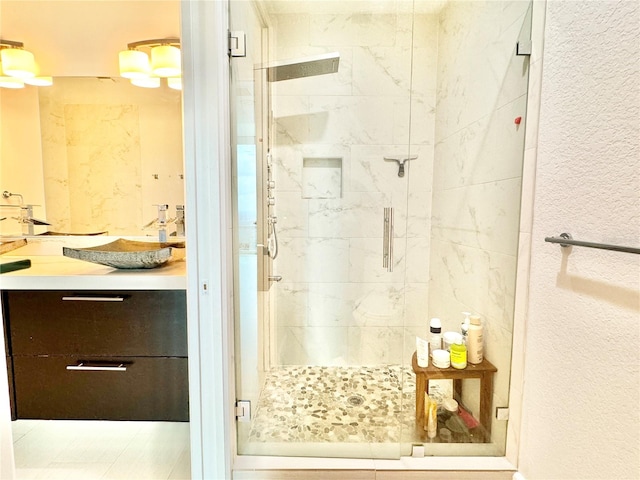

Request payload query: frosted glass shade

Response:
[151,45,181,77]
[167,77,182,90]
[0,48,36,78]
[119,50,151,79]
[0,76,25,88]
[24,76,53,86]
[131,77,160,88]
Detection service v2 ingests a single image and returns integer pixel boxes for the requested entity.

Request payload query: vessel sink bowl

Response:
[63,238,185,269]
[39,231,108,236]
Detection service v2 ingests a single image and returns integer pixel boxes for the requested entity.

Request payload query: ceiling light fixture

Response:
[0,39,52,88]
[118,38,181,90]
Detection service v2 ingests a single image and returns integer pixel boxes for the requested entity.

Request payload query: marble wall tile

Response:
[428,239,516,335]
[275,283,309,327]
[347,326,405,365]
[274,96,310,146]
[308,191,390,238]
[348,237,407,284]
[271,11,438,366]
[309,14,397,47]
[276,237,350,283]
[403,284,430,327]
[301,158,343,199]
[431,177,522,256]
[404,237,431,284]
[64,105,142,234]
[406,190,432,238]
[349,283,406,327]
[349,145,410,195]
[352,46,412,96]
[276,192,309,238]
[308,96,397,145]
[277,326,349,365]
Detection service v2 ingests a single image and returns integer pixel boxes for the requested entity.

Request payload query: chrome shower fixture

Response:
[384,155,418,177]
[266,52,340,82]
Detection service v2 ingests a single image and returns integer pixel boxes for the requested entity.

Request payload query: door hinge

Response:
[235,400,251,422]
[516,40,532,56]
[496,407,510,421]
[229,31,246,58]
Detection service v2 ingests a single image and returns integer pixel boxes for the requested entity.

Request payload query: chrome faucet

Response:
[175,205,185,237]
[17,205,51,236]
[143,204,174,242]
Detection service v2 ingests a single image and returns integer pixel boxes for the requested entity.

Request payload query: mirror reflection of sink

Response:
[63,238,185,269]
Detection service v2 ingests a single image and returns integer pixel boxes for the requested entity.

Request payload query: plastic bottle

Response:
[467,315,484,364]
[450,341,467,369]
[429,318,442,358]
[461,312,471,345]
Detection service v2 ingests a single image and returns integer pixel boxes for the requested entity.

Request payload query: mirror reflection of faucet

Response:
[143,204,186,240]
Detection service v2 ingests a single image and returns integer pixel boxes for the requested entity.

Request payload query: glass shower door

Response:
[232,0,532,461]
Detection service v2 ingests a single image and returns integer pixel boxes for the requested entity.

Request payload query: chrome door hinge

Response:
[229,31,246,57]
[235,400,251,422]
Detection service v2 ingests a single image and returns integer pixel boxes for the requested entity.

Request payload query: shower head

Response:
[266,52,340,82]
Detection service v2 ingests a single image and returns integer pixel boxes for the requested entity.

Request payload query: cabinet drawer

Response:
[13,355,189,421]
[5,290,187,356]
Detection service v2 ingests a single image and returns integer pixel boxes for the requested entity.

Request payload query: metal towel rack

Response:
[545,233,640,255]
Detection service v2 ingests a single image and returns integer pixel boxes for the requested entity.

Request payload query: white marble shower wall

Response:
[428,1,531,447]
[271,10,438,366]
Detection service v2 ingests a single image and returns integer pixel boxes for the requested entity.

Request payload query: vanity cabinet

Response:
[2,290,188,421]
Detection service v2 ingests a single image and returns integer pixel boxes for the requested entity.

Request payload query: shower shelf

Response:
[411,352,497,443]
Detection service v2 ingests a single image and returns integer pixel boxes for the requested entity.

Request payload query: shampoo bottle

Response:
[429,318,442,358]
[467,315,484,364]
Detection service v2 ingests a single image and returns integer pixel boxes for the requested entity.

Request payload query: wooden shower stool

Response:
[411,352,497,441]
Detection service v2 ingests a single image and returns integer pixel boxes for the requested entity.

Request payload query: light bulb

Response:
[167,77,182,90]
[131,77,160,88]
[151,45,181,77]
[119,50,151,79]
[0,76,25,88]
[0,48,36,79]
[24,76,53,86]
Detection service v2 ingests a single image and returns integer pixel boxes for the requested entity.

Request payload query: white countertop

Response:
[0,236,186,290]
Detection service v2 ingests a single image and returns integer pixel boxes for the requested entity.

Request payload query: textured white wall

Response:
[519,1,640,479]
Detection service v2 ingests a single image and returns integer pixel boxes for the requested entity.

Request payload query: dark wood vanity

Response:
[2,289,188,421]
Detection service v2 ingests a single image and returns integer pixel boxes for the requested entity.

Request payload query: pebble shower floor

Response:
[248,365,419,443]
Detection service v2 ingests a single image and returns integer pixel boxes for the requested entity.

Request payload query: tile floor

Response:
[248,365,418,444]
[11,420,190,480]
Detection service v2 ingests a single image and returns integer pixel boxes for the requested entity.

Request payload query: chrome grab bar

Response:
[66,362,127,372]
[383,207,394,272]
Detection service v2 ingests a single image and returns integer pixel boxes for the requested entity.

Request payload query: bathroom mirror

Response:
[38,76,184,237]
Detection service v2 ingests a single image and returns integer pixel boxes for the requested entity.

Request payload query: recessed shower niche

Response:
[230,0,532,460]
[302,157,343,199]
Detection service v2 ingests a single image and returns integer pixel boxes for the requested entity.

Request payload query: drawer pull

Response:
[62,296,125,302]
[66,362,127,372]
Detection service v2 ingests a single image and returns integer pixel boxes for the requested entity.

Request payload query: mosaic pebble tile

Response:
[248,365,420,443]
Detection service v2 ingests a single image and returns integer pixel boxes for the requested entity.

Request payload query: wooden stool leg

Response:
[479,372,494,440]
[415,373,426,427]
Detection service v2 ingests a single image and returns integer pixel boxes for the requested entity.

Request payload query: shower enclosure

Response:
[230,0,532,460]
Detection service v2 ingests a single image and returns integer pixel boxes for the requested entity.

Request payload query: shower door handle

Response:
[383,207,394,272]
